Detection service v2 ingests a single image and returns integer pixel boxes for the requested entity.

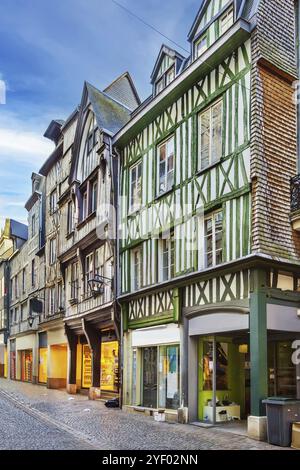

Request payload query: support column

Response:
[248,268,268,441]
[65,325,77,395]
[187,334,198,423]
[82,319,101,400]
[179,316,189,424]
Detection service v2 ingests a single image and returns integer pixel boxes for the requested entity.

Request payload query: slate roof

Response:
[103,72,140,111]
[10,219,28,241]
[86,82,132,135]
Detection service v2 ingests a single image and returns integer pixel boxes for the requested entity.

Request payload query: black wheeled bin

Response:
[262,398,300,447]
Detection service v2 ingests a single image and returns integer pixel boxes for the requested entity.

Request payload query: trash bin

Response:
[262,398,300,447]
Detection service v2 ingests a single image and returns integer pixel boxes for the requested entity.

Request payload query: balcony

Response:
[291,174,300,230]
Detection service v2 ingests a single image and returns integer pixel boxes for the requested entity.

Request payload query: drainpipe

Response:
[112,142,123,407]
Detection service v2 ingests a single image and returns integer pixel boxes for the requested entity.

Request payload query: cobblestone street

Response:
[0,378,280,450]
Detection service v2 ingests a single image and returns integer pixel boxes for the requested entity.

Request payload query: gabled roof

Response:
[103,72,140,111]
[150,44,186,84]
[69,74,139,183]
[86,82,132,135]
[187,0,257,42]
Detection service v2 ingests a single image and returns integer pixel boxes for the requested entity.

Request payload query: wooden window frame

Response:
[198,99,223,171]
[204,210,223,268]
[131,246,142,291]
[129,161,142,213]
[220,6,234,36]
[157,135,175,196]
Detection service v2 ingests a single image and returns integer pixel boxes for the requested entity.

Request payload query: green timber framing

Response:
[115,11,254,420]
[114,0,300,440]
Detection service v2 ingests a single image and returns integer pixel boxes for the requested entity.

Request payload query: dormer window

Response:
[155,65,176,95]
[156,77,164,95]
[220,7,234,35]
[195,34,208,59]
[165,65,175,86]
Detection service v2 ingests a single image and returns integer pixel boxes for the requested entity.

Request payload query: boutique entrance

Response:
[197,334,300,424]
[81,340,119,393]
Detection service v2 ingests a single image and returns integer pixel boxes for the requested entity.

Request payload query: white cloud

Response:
[0,127,53,163]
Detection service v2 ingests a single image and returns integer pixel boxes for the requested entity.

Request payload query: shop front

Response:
[38,325,68,389]
[123,323,181,417]
[187,304,300,427]
[20,349,33,382]
[79,339,119,393]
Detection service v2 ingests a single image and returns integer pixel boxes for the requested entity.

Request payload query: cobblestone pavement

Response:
[0,378,281,450]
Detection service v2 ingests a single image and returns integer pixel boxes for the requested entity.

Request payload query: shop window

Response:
[204,211,223,268]
[157,135,174,195]
[101,341,119,392]
[158,345,180,409]
[203,341,228,391]
[142,345,180,410]
[198,100,223,170]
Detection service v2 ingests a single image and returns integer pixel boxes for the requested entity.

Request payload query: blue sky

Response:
[0,0,200,227]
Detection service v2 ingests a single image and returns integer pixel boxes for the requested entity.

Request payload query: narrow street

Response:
[0,379,279,451]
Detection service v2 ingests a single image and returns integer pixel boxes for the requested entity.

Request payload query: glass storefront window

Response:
[101,341,119,392]
[203,341,228,391]
[158,345,180,409]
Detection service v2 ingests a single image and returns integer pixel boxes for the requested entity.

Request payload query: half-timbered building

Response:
[58,73,140,399]
[115,0,300,439]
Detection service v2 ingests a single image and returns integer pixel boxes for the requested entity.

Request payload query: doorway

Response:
[142,347,157,408]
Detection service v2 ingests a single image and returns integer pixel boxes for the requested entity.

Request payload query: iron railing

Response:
[291,174,300,212]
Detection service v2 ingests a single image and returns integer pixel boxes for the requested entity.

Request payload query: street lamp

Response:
[27,297,44,327]
[87,274,111,297]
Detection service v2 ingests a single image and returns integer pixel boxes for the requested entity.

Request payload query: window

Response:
[198,100,223,170]
[49,238,57,265]
[14,275,19,299]
[129,162,142,212]
[57,282,64,310]
[21,303,27,321]
[31,214,36,237]
[70,262,78,300]
[95,246,104,279]
[220,7,234,35]
[50,190,57,214]
[195,34,207,58]
[157,136,174,195]
[49,286,56,315]
[67,201,74,234]
[31,259,36,288]
[85,253,94,294]
[22,268,26,293]
[82,191,88,220]
[14,307,19,323]
[160,235,175,281]
[204,211,223,268]
[132,247,142,291]
[155,77,164,95]
[141,345,180,409]
[91,180,98,213]
[165,65,175,86]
